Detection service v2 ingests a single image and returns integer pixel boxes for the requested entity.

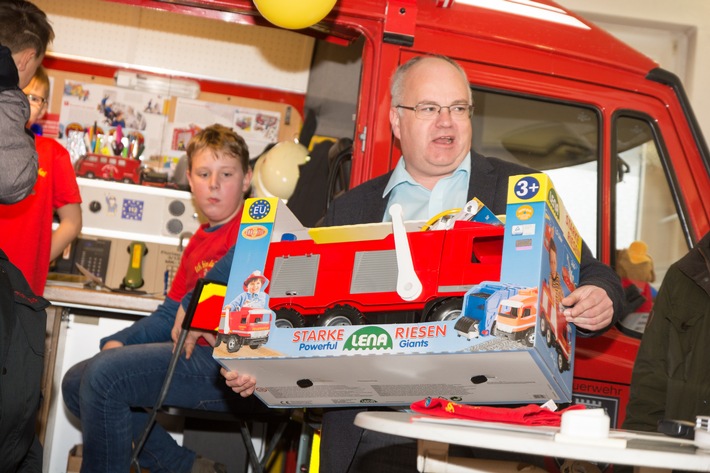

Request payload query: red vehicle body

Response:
[538,280,573,372]
[74,153,142,184]
[98,0,710,428]
[214,307,272,353]
[265,220,504,327]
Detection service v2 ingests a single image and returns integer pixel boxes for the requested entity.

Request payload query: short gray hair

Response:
[390,55,472,108]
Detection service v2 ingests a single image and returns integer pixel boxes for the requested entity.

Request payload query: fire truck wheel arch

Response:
[274,308,306,328]
[426,297,463,322]
[317,305,364,326]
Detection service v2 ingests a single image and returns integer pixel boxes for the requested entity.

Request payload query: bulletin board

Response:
[41,58,304,179]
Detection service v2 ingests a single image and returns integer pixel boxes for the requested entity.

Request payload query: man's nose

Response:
[435,107,453,125]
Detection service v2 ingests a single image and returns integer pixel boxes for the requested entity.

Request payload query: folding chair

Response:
[130,279,290,473]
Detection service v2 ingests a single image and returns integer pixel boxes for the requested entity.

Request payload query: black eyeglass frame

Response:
[26,94,47,107]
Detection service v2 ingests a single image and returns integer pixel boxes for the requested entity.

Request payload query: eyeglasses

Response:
[26,94,47,107]
[396,103,473,119]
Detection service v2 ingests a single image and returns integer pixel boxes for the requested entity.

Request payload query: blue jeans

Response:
[62,342,266,473]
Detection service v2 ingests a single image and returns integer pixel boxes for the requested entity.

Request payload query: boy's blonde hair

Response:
[28,64,50,97]
[0,0,54,56]
[186,124,250,172]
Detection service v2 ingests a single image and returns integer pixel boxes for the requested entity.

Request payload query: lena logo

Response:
[344,326,393,351]
[242,225,268,240]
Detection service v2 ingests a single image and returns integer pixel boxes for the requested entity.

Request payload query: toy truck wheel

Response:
[426,297,463,322]
[274,308,305,328]
[545,327,553,347]
[318,305,364,326]
[523,328,535,347]
[226,336,242,353]
[249,343,261,350]
[214,334,224,348]
[539,315,547,335]
[86,171,95,179]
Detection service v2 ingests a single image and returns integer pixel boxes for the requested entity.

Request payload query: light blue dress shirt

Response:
[382,152,471,222]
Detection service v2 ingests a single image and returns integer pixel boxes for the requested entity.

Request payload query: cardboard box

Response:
[499,173,582,401]
[203,176,581,408]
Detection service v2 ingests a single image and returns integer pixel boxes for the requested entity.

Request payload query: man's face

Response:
[389,58,473,189]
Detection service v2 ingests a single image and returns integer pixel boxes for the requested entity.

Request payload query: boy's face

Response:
[22,79,48,126]
[186,148,252,226]
[549,248,558,276]
[247,279,262,294]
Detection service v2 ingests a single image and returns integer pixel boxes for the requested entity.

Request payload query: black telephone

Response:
[51,237,112,282]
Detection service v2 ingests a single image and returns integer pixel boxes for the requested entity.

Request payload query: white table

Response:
[354,411,710,473]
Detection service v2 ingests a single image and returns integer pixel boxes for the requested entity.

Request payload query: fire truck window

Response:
[471,89,600,254]
[614,116,687,286]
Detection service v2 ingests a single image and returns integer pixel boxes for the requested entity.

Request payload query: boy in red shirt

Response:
[0,65,82,295]
[62,124,256,473]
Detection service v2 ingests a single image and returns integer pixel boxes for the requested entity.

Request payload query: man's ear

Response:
[14,48,36,73]
[389,107,401,140]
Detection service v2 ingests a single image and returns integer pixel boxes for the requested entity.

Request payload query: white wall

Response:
[558,0,710,138]
[33,0,314,93]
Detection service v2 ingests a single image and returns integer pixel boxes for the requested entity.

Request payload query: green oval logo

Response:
[344,326,393,351]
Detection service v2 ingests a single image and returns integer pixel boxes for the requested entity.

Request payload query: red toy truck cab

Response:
[74,153,142,184]
[215,307,272,353]
[101,0,710,428]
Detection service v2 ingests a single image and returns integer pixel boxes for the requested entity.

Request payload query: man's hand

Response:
[221,367,256,397]
[101,340,124,351]
[562,285,614,332]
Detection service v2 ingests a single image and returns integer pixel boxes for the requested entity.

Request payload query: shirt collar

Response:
[383,152,471,198]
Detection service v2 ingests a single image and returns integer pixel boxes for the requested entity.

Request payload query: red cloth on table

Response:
[410,397,587,427]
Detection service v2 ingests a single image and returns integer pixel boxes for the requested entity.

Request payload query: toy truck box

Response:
[499,173,582,399]
[193,191,579,408]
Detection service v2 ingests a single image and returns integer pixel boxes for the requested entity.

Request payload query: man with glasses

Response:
[315,54,624,472]
[203,54,623,471]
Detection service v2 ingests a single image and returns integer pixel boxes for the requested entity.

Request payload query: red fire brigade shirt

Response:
[0,135,82,294]
[166,209,242,303]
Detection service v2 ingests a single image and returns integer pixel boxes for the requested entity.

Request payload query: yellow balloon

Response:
[253,0,338,30]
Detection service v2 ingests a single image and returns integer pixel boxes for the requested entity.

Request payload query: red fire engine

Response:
[264,209,504,328]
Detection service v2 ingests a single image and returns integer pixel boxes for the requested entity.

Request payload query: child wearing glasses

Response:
[0,65,82,295]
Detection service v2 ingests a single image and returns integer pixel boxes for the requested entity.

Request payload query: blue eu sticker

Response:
[121,199,144,221]
[249,199,271,220]
[514,176,541,200]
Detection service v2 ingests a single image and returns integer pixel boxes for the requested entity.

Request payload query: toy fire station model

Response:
[191,173,581,408]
